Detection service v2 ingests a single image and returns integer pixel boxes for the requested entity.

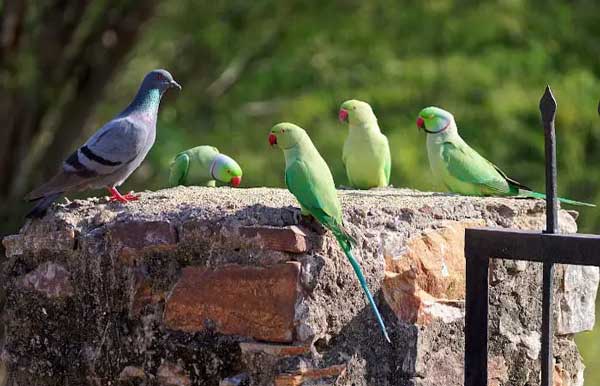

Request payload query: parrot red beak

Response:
[416,116,425,130]
[268,133,277,146]
[339,109,349,123]
[230,176,241,187]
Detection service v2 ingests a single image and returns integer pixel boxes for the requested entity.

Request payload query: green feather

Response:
[275,122,391,343]
[169,153,190,186]
[341,100,391,189]
[521,191,596,207]
[422,106,595,207]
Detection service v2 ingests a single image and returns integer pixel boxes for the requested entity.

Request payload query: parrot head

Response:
[339,99,376,125]
[141,69,182,93]
[269,122,308,149]
[210,154,242,187]
[417,106,455,134]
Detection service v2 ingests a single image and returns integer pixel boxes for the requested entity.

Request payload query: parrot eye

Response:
[281,129,285,133]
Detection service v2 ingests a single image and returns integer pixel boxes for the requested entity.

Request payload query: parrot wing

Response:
[285,158,342,230]
[441,141,515,194]
[169,152,190,187]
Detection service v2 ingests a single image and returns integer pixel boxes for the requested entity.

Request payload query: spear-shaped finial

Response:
[540,86,557,125]
[539,85,558,234]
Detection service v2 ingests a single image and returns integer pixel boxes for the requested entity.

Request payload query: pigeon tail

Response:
[26,193,62,218]
[25,171,91,201]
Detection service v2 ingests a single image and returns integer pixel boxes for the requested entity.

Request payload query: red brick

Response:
[164,262,301,343]
[239,225,309,253]
[107,220,177,264]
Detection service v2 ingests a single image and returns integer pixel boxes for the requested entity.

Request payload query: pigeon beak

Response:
[268,133,277,146]
[339,109,349,123]
[230,176,241,187]
[170,80,182,90]
[416,116,425,131]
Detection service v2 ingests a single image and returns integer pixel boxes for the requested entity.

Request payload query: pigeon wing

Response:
[26,118,148,200]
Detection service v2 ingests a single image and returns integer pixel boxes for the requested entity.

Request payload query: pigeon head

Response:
[210,154,243,187]
[269,122,308,150]
[141,69,182,93]
[339,99,376,125]
[417,106,455,134]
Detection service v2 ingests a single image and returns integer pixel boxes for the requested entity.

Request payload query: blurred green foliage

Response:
[96,0,600,232]
[17,0,600,383]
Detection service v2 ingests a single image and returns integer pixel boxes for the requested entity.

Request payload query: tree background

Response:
[2,0,600,383]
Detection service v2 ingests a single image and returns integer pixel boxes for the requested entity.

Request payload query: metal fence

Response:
[464,87,600,386]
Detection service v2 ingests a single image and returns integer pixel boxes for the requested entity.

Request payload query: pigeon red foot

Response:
[107,187,140,203]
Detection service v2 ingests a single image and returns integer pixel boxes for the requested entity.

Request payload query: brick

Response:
[239,225,309,253]
[164,262,301,343]
[108,220,177,264]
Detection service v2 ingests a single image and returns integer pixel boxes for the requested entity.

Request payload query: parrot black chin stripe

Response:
[423,122,450,134]
[80,145,122,166]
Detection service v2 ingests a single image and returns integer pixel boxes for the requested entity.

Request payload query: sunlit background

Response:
[1,0,600,383]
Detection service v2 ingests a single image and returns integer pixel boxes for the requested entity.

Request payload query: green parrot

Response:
[339,100,391,189]
[169,145,242,187]
[269,122,391,343]
[417,106,594,206]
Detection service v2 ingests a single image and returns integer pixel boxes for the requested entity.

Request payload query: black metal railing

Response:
[464,87,600,386]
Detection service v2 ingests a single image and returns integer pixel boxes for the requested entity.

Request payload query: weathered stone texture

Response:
[0,187,597,386]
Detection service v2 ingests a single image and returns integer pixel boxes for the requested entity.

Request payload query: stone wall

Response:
[0,187,597,386]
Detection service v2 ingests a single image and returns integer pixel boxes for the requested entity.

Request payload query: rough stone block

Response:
[19,261,74,298]
[3,229,75,258]
[239,225,309,253]
[1,187,595,386]
[239,342,309,357]
[157,362,191,386]
[273,364,346,386]
[164,262,301,342]
[382,221,479,324]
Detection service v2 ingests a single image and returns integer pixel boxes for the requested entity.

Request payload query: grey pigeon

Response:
[25,69,181,218]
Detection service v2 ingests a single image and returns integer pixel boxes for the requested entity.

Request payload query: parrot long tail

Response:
[333,231,391,343]
[25,192,63,218]
[520,190,595,207]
